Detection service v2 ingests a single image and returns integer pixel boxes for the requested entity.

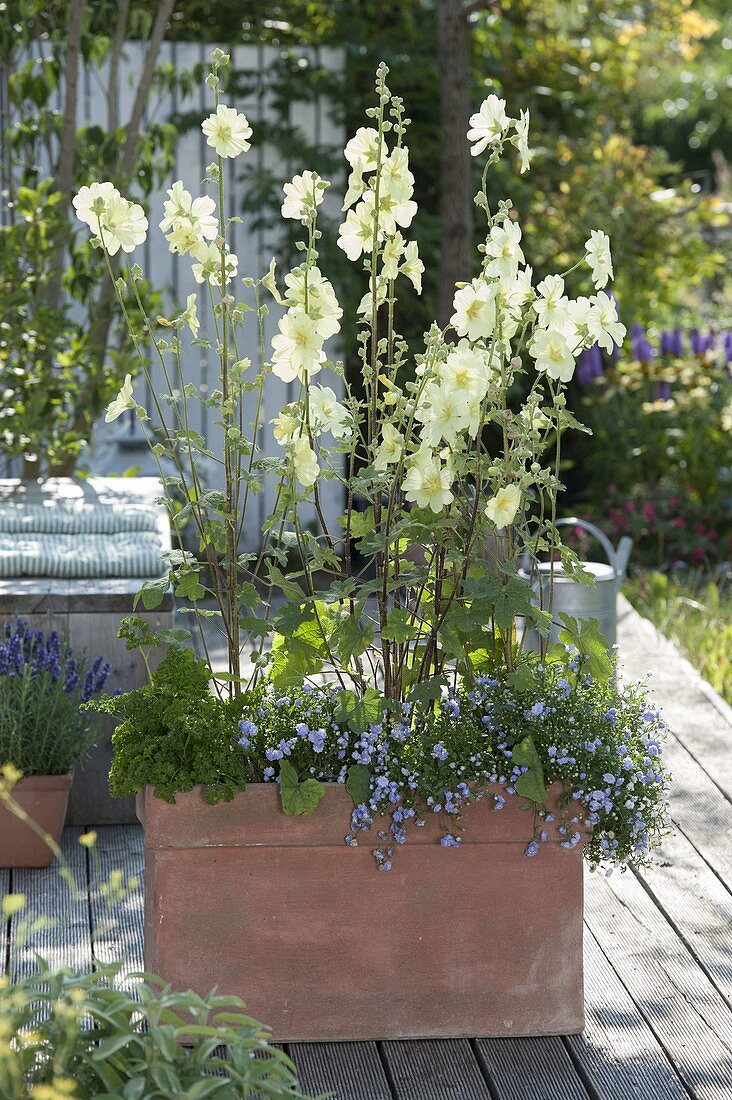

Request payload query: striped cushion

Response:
[0,502,161,534]
[0,533,166,578]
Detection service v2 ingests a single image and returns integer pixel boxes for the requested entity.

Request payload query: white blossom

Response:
[191,241,238,286]
[584,229,613,289]
[291,435,319,488]
[529,327,577,382]
[374,423,404,470]
[402,448,454,513]
[105,374,135,423]
[309,385,352,439]
[272,410,300,446]
[337,199,375,261]
[511,109,532,173]
[467,95,509,157]
[439,341,494,402]
[179,294,200,339]
[160,182,217,244]
[533,274,569,330]
[415,382,470,447]
[485,484,522,529]
[271,309,325,383]
[587,292,626,353]
[400,241,424,294]
[97,195,148,255]
[344,127,383,171]
[283,267,343,340]
[281,171,326,222]
[202,104,252,158]
[485,220,524,283]
[72,182,120,232]
[343,160,367,210]
[451,279,497,341]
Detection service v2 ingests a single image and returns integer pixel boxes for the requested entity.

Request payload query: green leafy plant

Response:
[0,963,314,1099]
[92,646,261,804]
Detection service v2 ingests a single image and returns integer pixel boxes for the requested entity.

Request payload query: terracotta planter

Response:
[0,774,73,868]
[139,781,586,1041]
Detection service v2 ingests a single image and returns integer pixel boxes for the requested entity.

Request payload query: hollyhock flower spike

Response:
[74,53,653,877]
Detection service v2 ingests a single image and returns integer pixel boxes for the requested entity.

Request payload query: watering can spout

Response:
[615,536,633,580]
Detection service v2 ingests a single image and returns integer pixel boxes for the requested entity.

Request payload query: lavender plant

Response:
[0,620,110,775]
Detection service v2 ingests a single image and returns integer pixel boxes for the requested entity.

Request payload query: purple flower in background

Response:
[660,330,674,355]
[690,328,704,355]
[631,330,653,363]
[655,381,672,402]
[576,344,604,386]
[671,329,684,357]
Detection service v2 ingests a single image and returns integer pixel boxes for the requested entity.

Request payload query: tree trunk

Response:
[45,0,86,312]
[436,0,472,328]
[84,0,177,451]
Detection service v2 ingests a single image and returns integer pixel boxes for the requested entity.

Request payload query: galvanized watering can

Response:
[522,518,633,650]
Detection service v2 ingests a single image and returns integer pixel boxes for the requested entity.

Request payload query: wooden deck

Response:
[3,597,732,1098]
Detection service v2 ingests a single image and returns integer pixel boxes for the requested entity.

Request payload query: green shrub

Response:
[574,341,732,568]
[0,962,313,1099]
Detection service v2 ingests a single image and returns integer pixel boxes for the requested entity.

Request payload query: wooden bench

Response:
[0,478,173,824]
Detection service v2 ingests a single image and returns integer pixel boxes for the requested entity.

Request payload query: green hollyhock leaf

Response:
[558,614,614,683]
[135,576,169,610]
[511,735,547,803]
[174,571,206,602]
[331,615,373,665]
[278,760,325,816]
[346,764,372,807]
[382,608,417,643]
[334,687,384,733]
[506,663,535,693]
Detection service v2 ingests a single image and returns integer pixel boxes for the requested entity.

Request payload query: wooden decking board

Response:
[288,1042,393,1100]
[88,824,145,980]
[379,1039,492,1100]
[633,829,732,1008]
[8,826,92,981]
[617,598,732,802]
[473,1036,589,1099]
[566,928,691,1100]
[0,868,9,969]
[585,870,732,1099]
[660,735,732,886]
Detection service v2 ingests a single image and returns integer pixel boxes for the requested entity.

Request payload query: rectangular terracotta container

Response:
[138,782,585,1041]
[0,774,73,868]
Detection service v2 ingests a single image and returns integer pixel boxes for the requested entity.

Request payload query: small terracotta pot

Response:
[139,781,586,1041]
[0,774,73,868]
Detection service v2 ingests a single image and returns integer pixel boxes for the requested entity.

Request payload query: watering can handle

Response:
[553,518,631,579]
